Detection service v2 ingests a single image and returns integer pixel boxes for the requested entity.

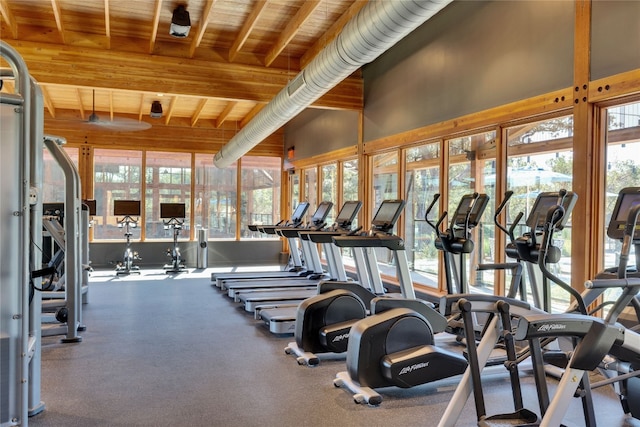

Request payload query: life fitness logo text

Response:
[536,323,567,333]
[332,333,349,343]
[399,362,429,375]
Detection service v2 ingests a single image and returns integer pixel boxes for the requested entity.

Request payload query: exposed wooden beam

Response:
[13,40,362,111]
[149,0,163,54]
[138,92,145,121]
[164,95,177,125]
[50,0,66,44]
[0,0,18,39]
[76,88,86,120]
[228,0,270,63]
[191,98,208,127]
[265,0,321,67]
[216,101,237,128]
[108,90,114,120]
[189,0,217,58]
[300,0,368,68]
[240,103,265,128]
[41,85,56,118]
[104,0,111,49]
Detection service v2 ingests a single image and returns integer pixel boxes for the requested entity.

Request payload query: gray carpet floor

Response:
[28,268,640,427]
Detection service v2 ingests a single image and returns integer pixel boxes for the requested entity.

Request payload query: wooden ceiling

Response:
[0,0,365,144]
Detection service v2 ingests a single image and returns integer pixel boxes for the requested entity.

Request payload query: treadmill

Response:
[220,202,334,298]
[210,201,310,286]
[236,201,363,312]
[257,200,407,334]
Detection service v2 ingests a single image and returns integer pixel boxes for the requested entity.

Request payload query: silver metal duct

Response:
[214,0,452,168]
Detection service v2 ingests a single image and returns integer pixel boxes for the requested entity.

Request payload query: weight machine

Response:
[114,200,141,275]
[161,203,187,273]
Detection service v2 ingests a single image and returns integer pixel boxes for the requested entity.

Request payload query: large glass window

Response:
[195,154,237,239]
[145,152,192,240]
[240,156,281,238]
[604,101,640,269]
[506,115,574,311]
[93,149,143,240]
[405,143,440,288]
[371,151,399,278]
[42,146,79,203]
[321,164,337,223]
[304,167,318,220]
[342,159,359,204]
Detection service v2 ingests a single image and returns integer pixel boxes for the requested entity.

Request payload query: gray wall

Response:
[591,0,640,80]
[362,0,574,142]
[285,108,359,161]
[89,240,283,269]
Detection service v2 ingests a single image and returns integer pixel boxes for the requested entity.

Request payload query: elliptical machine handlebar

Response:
[619,204,640,279]
[537,201,587,315]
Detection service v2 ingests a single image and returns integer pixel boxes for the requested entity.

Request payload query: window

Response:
[42,145,79,203]
[93,149,143,240]
[506,115,574,312]
[405,143,440,288]
[240,156,281,238]
[304,167,318,220]
[321,164,337,223]
[145,152,192,240]
[195,154,237,239]
[371,151,399,278]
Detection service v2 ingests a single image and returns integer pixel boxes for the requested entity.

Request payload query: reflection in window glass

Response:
[194,154,237,239]
[145,152,191,239]
[240,156,281,238]
[405,143,440,288]
[371,152,399,279]
[93,149,143,240]
[322,164,337,223]
[42,146,79,203]
[506,115,574,312]
[304,167,318,221]
[603,102,640,304]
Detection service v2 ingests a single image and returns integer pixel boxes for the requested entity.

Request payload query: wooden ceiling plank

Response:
[189,0,217,58]
[191,98,208,127]
[240,103,265,128]
[228,0,270,63]
[41,85,56,118]
[300,0,368,68]
[149,0,163,54]
[104,0,111,49]
[264,0,322,67]
[50,0,66,44]
[164,95,178,125]
[14,40,362,110]
[215,100,237,128]
[0,0,18,39]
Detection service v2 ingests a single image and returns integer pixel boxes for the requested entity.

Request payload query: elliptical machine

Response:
[114,200,141,276]
[161,203,187,274]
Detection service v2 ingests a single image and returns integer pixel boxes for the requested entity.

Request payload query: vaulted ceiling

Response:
[0,0,365,150]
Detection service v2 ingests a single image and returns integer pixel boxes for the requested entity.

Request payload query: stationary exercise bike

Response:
[114,200,141,276]
[161,203,187,274]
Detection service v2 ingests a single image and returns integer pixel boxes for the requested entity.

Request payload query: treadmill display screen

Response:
[291,202,310,223]
[335,201,362,225]
[311,201,333,223]
[114,200,141,216]
[371,200,405,230]
[160,203,186,219]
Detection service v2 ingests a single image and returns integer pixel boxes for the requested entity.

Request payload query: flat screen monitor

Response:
[82,199,97,216]
[311,201,333,223]
[607,187,640,240]
[525,191,578,230]
[371,200,406,231]
[451,194,489,228]
[160,203,186,219]
[335,201,362,226]
[113,200,141,217]
[291,202,310,223]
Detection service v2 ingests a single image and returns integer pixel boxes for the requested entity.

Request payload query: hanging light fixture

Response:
[170,5,191,38]
[150,100,163,118]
